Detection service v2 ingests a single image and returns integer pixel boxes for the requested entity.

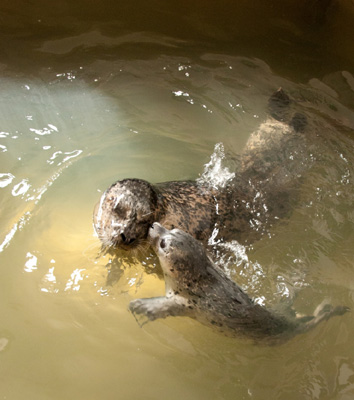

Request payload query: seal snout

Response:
[149,222,167,238]
[148,222,169,248]
[120,232,136,246]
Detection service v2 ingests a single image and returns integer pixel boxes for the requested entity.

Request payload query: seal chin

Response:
[101,233,137,251]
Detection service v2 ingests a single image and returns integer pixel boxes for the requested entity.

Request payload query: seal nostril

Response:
[121,233,135,245]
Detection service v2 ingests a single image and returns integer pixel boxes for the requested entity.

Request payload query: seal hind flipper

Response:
[268,87,291,122]
[297,303,350,335]
[290,112,308,133]
[268,88,308,133]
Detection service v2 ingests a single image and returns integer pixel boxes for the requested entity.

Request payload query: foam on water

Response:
[197,142,236,189]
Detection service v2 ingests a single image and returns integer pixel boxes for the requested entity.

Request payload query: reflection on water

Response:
[0,1,354,399]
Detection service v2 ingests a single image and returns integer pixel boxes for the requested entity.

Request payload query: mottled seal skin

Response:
[94,88,311,250]
[94,179,220,250]
[129,223,349,345]
[94,179,161,250]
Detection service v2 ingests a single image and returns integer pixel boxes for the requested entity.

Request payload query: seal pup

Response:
[129,223,349,344]
[94,88,310,251]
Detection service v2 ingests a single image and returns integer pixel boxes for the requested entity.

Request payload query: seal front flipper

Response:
[129,296,192,324]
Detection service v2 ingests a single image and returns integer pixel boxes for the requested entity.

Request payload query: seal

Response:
[129,223,349,344]
[94,179,219,250]
[94,88,311,250]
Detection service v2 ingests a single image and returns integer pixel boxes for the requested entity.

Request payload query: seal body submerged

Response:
[94,89,312,251]
[129,223,348,344]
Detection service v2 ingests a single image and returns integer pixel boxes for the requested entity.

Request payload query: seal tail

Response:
[296,301,350,335]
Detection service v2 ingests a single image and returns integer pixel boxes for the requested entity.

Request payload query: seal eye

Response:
[160,239,166,249]
[114,205,127,219]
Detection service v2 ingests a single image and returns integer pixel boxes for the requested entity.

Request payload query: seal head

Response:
[148,222,214,294]
[94,179,160,250]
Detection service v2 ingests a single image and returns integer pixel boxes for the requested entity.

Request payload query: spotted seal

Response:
[129,223,349,344]
[94,89,310,250]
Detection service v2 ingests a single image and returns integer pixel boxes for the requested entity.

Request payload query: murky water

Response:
[1,1,354,399]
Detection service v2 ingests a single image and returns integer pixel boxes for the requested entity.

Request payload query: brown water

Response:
[1,1,354,399]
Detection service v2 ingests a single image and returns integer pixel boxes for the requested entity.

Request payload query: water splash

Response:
[24,252,38,273]
[0,173,15,188]
[197,143,236,189]
[0,212,31,253]
[64,268,87,292]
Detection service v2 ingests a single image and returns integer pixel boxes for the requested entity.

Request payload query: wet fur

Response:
[93,88,312,250]
[129,224,349,345]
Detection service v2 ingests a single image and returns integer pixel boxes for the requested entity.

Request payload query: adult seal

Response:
[94,88,311,250]
[94,178,220,250]
[129,223,349,344]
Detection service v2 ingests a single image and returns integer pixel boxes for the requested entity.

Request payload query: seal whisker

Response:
[82,241,102,259]
[141,212,154,218]
[131,239,149,259]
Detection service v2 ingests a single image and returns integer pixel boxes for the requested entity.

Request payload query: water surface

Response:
[0,1,354,399]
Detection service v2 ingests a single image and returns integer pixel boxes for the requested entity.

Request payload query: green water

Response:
[0,1,354,399]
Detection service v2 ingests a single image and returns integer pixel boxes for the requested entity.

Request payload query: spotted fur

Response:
[129,224,349,344]
[93,89,312,250]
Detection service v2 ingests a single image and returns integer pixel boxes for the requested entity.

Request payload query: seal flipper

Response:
[268,88,308,133]
[129,296,193,324]
[296,302,350,335]
[289,112,308,133]
[268,87,291,122]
